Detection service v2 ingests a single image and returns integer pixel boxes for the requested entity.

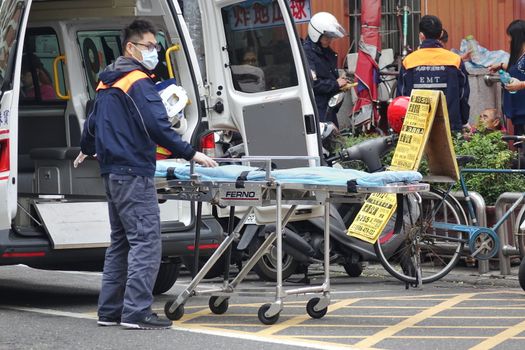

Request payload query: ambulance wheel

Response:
[519,258,525,292]
[153,262,180,295]
[257,304,280,325]
[182,256,225,279]
[209,296,229,314]
[306,297,328,319]
[164,300,184,321]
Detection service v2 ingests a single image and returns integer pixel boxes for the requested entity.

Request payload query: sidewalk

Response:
[327,262,522,289]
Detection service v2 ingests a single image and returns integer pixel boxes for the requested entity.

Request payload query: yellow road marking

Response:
[469,319,525,350]
[256,298,361,336]
[354,293,475,348]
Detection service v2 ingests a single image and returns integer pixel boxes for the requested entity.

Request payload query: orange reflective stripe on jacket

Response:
[96,70,150,93]
[403,48,461,70]
[156,145,172,157]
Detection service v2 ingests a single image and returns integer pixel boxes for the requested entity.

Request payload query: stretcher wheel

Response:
[257,303,280,325]
[164,300,184,320]
[208,296,229,314]
[306,297,327,319]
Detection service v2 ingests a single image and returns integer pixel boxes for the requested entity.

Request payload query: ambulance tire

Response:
[153,261,180,295]
[182,256,226,280]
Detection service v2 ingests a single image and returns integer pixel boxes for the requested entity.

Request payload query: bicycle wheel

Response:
[374,188,468,284]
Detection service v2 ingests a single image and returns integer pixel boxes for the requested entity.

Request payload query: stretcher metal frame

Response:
[156,156,429,325]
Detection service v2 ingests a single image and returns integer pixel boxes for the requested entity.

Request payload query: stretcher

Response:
[155,156,429,325]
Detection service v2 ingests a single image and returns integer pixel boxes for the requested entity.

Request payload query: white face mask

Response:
[139,48,159,70]
[132,44,159,70]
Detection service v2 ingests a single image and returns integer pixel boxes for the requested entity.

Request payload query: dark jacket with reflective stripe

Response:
[503,54,525,125]
[303,37,340,125]
[80,57,195,177]
[397,39,470,131]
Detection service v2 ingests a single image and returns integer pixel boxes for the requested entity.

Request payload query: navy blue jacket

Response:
[503,54,525,126]
[80,57,195,177]
[303,37,340,126]
[397,39,470,131]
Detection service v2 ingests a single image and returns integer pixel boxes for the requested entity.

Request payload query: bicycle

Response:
[374,133,525,287]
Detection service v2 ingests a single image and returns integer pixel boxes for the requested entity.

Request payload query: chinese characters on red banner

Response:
[230,0,311,31]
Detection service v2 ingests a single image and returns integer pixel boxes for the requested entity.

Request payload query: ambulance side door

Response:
[0,0,31,230]
[199,0,321,168]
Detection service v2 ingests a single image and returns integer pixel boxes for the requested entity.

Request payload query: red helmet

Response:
[387,96,410,133]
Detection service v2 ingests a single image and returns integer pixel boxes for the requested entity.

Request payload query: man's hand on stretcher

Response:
[192,151,218,167]
[74,150,218,168]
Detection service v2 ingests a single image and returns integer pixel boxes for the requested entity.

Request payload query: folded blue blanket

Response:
[155,161,422,187]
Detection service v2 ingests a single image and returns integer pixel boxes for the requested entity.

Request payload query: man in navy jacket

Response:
[397,15,470,132]
[78,19,216,330]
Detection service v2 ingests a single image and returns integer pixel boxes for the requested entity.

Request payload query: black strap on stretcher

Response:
[235,170,250,188]
[346,180,358,193]
[166,167,177,180]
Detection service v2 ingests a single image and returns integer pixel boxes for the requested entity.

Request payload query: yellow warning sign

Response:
[347,193,397,244]
[390,89,459,180]
[348,89,457,244]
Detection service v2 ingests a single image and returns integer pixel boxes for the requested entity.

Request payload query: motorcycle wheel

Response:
[249,234,298,282]
[342,262,363,277]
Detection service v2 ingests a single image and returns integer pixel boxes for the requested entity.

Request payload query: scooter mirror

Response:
[328,92,345,109]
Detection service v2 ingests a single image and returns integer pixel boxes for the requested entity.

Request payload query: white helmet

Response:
[308,12,346,43]
[158,83,189,135]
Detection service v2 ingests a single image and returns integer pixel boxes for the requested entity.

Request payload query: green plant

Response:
[339,131,525,205]
[453,131,525,205]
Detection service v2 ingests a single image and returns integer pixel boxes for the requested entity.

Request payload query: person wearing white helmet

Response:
[304,12,347,127]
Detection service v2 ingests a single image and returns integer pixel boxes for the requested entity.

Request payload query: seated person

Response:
[21,54,56,100]
[478,108,505,132]
[464,108,505,140]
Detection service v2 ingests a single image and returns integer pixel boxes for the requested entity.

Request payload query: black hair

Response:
[440,29,449,44]
[419,15,442,40]
[506,19,525,69]
[121,19,157,50]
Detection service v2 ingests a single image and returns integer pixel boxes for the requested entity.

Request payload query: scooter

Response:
[246,133,416,282]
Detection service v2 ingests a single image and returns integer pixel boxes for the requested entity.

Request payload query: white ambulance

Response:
[0,0,321,292]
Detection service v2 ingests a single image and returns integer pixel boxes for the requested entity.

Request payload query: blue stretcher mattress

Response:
[155,161,422,187]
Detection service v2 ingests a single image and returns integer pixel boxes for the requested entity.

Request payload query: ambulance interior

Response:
[14,1,199,232]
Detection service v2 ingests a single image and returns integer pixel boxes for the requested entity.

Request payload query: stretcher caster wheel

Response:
[258,303,280,325]
[306,297,328,319]
[164,300,184,320]
[209,296,229,314]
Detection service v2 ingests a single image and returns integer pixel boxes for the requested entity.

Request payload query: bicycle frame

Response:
[458,168,525,233]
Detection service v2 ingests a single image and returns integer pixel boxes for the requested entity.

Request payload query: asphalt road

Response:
[1,264,525,350]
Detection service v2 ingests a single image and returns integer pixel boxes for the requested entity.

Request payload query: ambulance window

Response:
[20,28,65,103]
[0,0,25,92]
[77,30,122,98]
[221,0,299,93]
[77,30,170,99]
